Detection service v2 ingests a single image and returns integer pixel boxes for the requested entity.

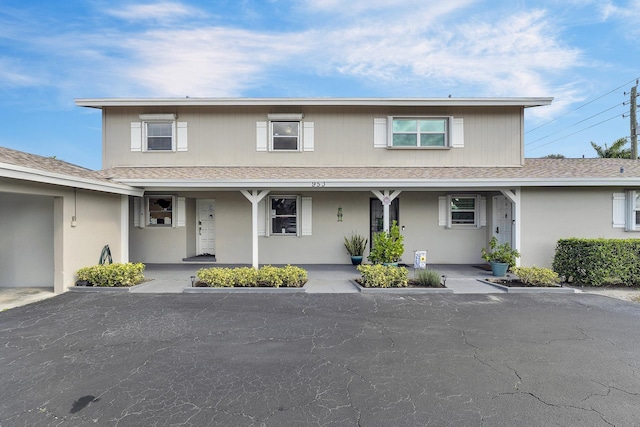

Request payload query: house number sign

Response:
[311,182,326,187]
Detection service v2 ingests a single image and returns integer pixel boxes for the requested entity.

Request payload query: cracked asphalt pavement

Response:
[1,292,639,426]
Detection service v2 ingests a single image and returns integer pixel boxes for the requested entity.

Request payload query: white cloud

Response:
[105,1,201,23]
[0,58,43,88]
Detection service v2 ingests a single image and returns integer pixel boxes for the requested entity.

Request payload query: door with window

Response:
[492,195,513,247]
[197,199,215,256]
[370,198,399,248]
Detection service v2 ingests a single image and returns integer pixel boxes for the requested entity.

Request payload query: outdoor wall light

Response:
[337,207,343,222]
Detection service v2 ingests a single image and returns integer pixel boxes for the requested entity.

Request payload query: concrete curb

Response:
[478,279,579,293]
[68,282,147,293]
[351,280,454,294]
[183,286,306,294]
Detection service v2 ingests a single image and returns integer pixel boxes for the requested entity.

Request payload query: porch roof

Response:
[99,158,640,189]
[0,146,143,196]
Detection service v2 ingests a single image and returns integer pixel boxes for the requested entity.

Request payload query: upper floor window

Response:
[130,113,187,153]
[390,117,450,148]
[145,122,174,151]
[271,121,300,151]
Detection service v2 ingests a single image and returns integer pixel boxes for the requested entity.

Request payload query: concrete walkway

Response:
[135,263,504,294]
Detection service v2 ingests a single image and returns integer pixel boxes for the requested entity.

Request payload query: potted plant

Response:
[344,233,368,265]
[367,221,404,265]
[481,237,520,276]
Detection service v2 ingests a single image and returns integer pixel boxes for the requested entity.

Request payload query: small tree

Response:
[368,220,404,264]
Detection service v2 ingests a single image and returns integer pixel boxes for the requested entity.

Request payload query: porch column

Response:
[500,188,521,266]
[371,190,402,231]
[241,190,269,269]
[120,195,129,263]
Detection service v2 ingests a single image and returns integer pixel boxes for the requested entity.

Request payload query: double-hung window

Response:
[270,196,298,235]
[147,196,174,226]
[271,121,300,150]
[145,122,174,151]
[439,195,484,228]
[450,196,477,226]
[390,117,450,148]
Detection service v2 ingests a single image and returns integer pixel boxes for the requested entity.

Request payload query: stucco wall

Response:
[0,178,125,292]
[129,191,491,265]
[520,187,630,268]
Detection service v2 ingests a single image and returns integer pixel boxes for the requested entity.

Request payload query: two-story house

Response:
[3,97,640,292]
[76,97,640,269]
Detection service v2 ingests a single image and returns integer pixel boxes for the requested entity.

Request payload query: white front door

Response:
[197,199,215,256]
[492,195,513,247]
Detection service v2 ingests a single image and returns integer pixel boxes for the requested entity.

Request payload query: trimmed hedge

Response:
[357,264,408,288]
[76,263,145,287]
[553,238,640,286]
[196,265,307,288]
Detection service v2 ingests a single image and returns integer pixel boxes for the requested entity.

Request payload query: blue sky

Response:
[1,0,639,169]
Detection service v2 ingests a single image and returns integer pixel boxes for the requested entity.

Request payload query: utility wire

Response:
[525,76,640,134]
[528,113,622,152]
[525,101,626,147]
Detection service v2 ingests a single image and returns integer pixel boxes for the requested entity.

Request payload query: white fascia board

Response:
[112,176,640,190]
[0,163,144,196]
[75,97,553,108]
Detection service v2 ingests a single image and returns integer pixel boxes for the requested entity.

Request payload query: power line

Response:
[525,101,627,147]
[528,113,622,152]
[526,76,640,134]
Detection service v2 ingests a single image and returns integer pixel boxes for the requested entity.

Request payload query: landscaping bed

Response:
[480,278,577,293]
[192,265,307,288]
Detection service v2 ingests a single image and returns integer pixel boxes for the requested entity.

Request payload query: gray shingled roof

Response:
[0,146,102,180]
[97,158,640,182]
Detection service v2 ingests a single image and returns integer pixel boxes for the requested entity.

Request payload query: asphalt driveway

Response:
[1,292,639,426]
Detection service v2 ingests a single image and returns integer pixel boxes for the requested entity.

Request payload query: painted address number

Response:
[311,182,326,187]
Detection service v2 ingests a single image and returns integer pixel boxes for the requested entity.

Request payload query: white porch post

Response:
[120,195,129,263]
[241,190,269,269]
[371,190,402,231]
[500,188,521,266]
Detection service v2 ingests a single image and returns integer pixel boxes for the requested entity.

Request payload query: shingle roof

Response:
[97,158,640,182]
[0,146,101,180]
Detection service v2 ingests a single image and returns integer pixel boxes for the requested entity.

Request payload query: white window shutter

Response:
[613,193,626,228]
[303,122,314,151]
[133,197,141,227]
[258,198,266,236]
[374,118,388,148]
[479,196,487,227]
[438,196,447,227]
[451,117,464,148]
[301,197,312,236]
[131,122,142,151]
[256,121,268,151]
[177,122,188,152]
[176,197,186,227]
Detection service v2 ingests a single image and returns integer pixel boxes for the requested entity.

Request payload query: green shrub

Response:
[553,238,640,286]
[511,266,559,287]
[357,264,408,288]
[232,267,258,287]
[414,268,442,287]
[368,221,404,264]
[76,263,145,287]
[197,267,234,287]
[279,265,308,287]
[196,265,308,288]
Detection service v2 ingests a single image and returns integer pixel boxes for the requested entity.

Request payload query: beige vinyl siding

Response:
[103,106,524,169]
